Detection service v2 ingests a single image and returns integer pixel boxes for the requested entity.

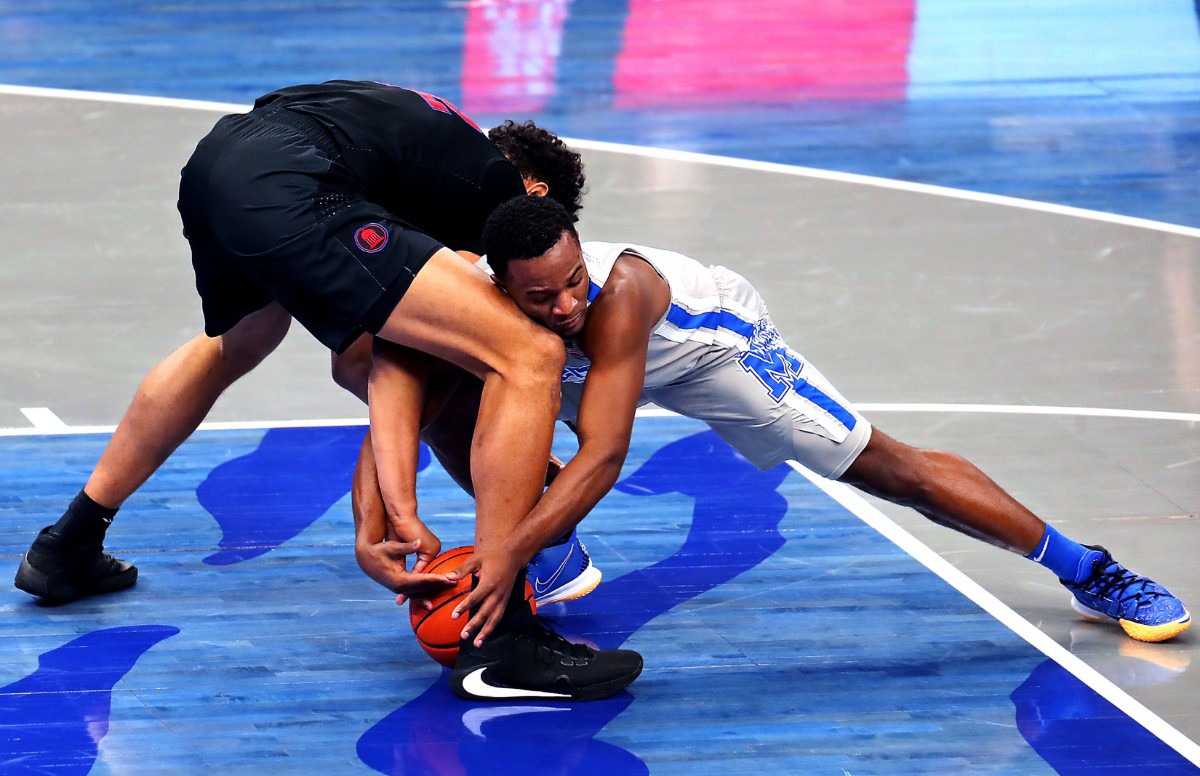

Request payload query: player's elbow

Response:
[594,446,630,489]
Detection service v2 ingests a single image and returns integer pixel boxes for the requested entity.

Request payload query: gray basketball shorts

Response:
[557,263,872,478]
[642,322,871,478]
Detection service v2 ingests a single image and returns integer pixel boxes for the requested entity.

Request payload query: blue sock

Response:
[1026,524,1103,584]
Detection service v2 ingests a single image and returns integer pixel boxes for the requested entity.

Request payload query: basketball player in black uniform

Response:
[14,81,641,701]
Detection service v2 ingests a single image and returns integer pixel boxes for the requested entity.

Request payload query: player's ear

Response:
[523,178,549,197]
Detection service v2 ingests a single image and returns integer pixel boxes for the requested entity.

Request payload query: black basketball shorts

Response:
[178,109,442,354]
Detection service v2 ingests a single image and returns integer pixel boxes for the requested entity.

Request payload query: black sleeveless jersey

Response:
[253,80,524,255]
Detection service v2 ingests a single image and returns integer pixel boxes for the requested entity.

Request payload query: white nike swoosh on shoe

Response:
[460,667,572,700]
[532,544,575,595]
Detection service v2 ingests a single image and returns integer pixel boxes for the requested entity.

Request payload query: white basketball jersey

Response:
[565,241,763,387]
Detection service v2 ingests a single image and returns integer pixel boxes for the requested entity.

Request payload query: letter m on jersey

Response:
[738,344,804,403]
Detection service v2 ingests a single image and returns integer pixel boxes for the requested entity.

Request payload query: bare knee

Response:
[533,329,567,374]
[332,334,372,403]
[217,303,291,378]
[502,328,565,390]
[841,430,942,506]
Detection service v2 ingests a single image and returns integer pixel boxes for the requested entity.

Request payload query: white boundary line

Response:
[852,403,1200,423]
[18,407,68,431]
[4,83,1200,239]
[0,416,367,437]
[565,137,1200,239]
[641,402,1200,423]
[0,83,247,113]
[787,461,1200,767]
[4,401,1200,436]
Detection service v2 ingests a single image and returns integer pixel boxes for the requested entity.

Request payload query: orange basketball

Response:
[408,545,536,668]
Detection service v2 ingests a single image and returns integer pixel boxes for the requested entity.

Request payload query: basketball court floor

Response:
[1,3,1198,774]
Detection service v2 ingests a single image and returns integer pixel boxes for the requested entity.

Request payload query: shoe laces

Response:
[520,619,594,665]
[1083,555,1159,609]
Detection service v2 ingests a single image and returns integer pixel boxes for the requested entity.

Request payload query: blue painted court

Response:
[0,417,1191,773]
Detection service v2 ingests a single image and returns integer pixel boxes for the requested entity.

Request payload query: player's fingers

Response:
[467,585,511,646]
[391,572,454,604]
[451,582,505,646]
[450,587,478,621]
[410,553,436,575]
[421,534,443,561]
[457,597,492,643]
[450,572,491,623]
[397,592,435,610]
[396,572,454,592]
[382,539,421,559]
[467,603,503,647]
[445,557,480,583]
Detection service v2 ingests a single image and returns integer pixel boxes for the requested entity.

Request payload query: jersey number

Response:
[409,89,482,132]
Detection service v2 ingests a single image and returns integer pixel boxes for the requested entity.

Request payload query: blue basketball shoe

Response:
[1063,546,1191,643]
[527,529,602,606]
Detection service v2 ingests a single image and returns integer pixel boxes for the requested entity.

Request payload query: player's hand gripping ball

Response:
[409,545,537,667]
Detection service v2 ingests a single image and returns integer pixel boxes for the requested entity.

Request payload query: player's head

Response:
[484,195,589,338]
[489,120,585,222]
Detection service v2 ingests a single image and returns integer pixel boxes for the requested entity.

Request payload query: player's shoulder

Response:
[581,241,652,273]
[581,241,631,260]
[587,244,671,323]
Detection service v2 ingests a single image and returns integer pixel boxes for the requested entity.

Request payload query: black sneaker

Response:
[14,526,138,604]
[450,604,642,702]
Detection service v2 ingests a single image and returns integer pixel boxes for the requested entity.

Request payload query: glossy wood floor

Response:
[1,3,1198,774]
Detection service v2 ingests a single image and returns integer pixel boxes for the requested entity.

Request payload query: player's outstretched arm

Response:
[356,344,452,603]
[504,254,671,563]
[351,428,453,603]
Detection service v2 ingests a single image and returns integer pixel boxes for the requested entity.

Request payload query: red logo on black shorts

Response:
[354,223,389,253]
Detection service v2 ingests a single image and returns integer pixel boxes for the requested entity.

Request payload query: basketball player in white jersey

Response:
[354,192,1188,698]
[449,194,1188,647]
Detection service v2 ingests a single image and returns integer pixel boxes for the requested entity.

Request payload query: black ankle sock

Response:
[468,569,533,635]
[502,568,531,622]
[546,531,572,547]
[48,490,118,545]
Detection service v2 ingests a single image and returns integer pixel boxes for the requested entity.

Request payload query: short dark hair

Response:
[488,120,585,221]
[484,195,578,278]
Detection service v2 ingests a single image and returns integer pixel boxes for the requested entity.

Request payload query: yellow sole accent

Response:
[1120,616,1192,643]
[550,570,602,604]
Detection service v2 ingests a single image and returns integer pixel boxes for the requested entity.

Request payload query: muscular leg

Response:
[840,426,1192,642]
[838,428,1045,555]
[16,302,292,603]
[85,302,293,508]
[372,248,563,643]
